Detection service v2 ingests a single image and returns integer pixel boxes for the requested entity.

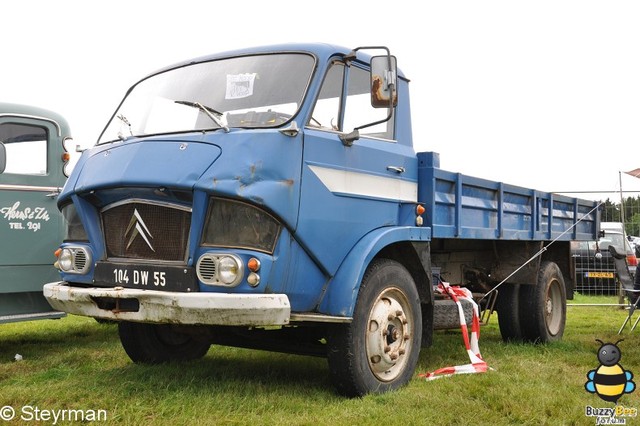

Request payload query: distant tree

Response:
[628,213,640,237]
[600,198,619,222]
[598,196,640,236]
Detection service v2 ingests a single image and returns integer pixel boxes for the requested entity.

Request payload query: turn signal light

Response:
[248,257,261,272]
[247,273,261,287]
[416,204,425,226]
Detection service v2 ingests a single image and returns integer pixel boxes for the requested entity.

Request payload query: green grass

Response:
[0,294,639,425]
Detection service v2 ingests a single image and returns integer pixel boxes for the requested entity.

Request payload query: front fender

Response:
[318,226,430,317]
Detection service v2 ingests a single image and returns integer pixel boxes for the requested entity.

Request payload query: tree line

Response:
[599,195,640,237]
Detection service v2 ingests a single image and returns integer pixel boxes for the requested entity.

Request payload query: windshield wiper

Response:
[175,100,229,133]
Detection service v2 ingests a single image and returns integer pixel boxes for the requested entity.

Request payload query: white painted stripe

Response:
[308,165,417,202]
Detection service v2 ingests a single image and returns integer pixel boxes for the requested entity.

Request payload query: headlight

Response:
[58,248,74,271]
[218,256,240,285]
[201,198,281,253]
[57,246,91,274]
[197,253,244,287]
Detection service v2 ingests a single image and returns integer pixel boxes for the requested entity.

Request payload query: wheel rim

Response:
[365,287,413,382]
[545,279,563,336]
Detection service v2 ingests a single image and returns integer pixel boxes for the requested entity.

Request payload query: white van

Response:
[600,222,637,275]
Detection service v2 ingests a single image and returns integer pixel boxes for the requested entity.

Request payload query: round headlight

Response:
[58,248,74,272]
[218,256,240,285]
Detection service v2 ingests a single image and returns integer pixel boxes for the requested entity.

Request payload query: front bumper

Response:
[43,282,291,326]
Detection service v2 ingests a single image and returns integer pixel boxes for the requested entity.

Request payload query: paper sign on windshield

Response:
[226,73,257,99]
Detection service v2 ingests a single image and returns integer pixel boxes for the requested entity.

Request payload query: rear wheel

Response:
[118,322,210,364]
[495,283,523,342]
[327,259,422,397]
[519,261,566,343]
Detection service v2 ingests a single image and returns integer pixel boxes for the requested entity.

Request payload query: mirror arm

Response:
[340,83,395,147]
[343,50,357,62]
[339,129,360,147]
[340,46,396,147]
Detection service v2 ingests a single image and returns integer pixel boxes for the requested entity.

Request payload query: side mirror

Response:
[370,55,398,108]
[0,142,5,174]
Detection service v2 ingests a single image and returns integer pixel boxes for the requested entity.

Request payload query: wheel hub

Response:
[386,324,399,345]
[544,280,562,335]
[366,288,413,382]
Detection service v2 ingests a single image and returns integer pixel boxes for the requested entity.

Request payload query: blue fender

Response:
[318,226,430,317]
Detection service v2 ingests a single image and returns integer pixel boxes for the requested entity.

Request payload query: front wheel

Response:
[519,261,566,343]
[118,322,211,364]
[327,259,422,397]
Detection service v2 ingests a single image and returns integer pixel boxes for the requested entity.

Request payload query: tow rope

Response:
[419,282,489,380]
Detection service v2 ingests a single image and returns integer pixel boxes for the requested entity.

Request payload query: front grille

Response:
[197,255,217,281]
[74,249,88,271]
[102,202,191,262]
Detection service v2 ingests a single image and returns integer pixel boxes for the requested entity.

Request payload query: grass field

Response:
[0,294,639,425]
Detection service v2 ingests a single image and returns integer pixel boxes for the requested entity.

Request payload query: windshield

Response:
[98,53,315,144]
[598,233,630,253]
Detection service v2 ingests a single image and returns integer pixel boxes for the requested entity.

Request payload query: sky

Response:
[2,0,640,201]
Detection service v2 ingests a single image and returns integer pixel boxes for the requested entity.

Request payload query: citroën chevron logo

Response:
[124,209,155,252]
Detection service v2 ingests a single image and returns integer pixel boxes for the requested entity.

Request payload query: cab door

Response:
[0,115,65,320]
[297,60,417,275]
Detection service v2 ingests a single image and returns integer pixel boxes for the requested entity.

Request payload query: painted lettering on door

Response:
[0,201,51,232]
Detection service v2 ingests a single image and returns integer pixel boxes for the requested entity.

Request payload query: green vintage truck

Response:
[0,102,73,323]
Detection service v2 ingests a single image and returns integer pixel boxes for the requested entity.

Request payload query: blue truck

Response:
[43,44,599,396]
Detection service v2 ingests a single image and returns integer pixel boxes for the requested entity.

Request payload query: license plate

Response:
[585,271,614,279]
[94,262,198,292]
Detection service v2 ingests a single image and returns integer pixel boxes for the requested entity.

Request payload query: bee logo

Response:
[585,339,635,403]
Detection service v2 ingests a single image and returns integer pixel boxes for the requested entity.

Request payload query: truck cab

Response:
[0,103,72,323]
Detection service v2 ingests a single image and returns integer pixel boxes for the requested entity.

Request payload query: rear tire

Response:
[118,322,210,364]
[519,261,566,343]
[327,259,422,397]
[495,283,523,342]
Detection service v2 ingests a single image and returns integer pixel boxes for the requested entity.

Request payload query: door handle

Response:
[386,166,405,174]
[46,188,62,198]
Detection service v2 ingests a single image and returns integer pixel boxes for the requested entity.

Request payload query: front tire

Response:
[327,259,422,397]
[519,261,566,343]
[118,322,210,364]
